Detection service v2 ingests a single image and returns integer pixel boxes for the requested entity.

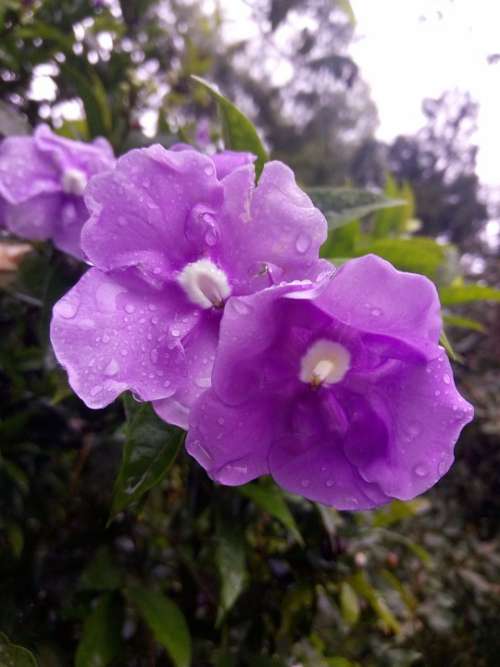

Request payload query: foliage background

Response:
[0,1,499,665]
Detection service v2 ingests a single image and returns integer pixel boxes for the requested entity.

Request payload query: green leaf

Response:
[439,284,500,306]
[215,515,248,624]
[351,572,401,634]
[354,237,448,280]
[79,547,122,592]
[75,595,122,667]
[326,659,357,667]
[127,586,191,667]
[307,186,405,229]
[191,75,268,177]
[443,314,486,333]
[372,499,430,529]
[60,62,112,138]
[0,633,38,667]
[439,330,462,363]
[339,581,360,626]
[238,478,303,545]
[109,395,183,519]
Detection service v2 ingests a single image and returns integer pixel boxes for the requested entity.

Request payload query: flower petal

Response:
[218,161,327,293]
[5,193,62,240]
[186,389,274,485]
[153,311,220,429]
[34,125,114,174]
[50,267,199,409]
[0,135,59,204]
[211,150,256,180]
[344,349,473,500]
[212,282,315,405]
[269,430,391,510]
[315,255,442,360]
[82,145,223,279]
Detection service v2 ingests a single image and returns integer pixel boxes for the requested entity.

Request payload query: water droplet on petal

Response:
[104,358,119,376]
[231,299,252,315]
[371,307,382,317]
[413,463,428,478]
[438,459,449,476]
[301,479,310,488]
[195,377,211,388]
[217,417,225,425]
[295,232,311,254]
[325,479,334,488]
[434,390,441,397]
[125,303,135,314]
[443,374,450,385]
[55,299,78,319]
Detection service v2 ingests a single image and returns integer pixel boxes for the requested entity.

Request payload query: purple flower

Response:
[50,145,327,428]
[186,255,473,509]
[0,125,115,258]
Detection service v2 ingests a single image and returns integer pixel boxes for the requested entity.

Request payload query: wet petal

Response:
[347,349,473,500]
[50,267,199,409]
[82,145,224,279]
[186,389,274,485]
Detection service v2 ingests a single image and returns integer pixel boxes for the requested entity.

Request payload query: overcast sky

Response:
[350,0,500,188]
[221,0,499,188]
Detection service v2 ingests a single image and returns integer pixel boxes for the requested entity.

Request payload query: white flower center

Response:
[300,339,351,386]
[61,168,88,196]
[177,258,231,309]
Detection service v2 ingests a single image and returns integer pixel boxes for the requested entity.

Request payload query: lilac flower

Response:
[50,145,327,428]
[186,255,473,509]
[0,125,115,258]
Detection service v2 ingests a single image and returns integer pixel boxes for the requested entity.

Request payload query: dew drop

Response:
[434,390,441,397]
[55,299,78,319]
[104,358,119,376]
[231,299,252,315]
[438,459,449,476]
[125,303,135,314]
[371,307,382,317]
[443,374,450,385]
[204,164,214,176]
[325,479,335,488]
[301,479,310,488]
[295,232,311,254]
[217,417,225,425]
[195,377,211,388]
[413,463,428,478]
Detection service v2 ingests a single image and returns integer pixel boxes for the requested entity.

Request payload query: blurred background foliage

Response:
[0,0,499,665]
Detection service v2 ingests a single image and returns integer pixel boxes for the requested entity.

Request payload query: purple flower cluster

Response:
[0,125,114,258]
[1,124,472,508]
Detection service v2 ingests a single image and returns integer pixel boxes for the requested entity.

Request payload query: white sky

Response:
[350,0,500,187]
[220,0,500,188]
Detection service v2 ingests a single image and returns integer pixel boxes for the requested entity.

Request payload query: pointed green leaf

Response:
[307,186,405,229]
[351,572,401,634]
[127,586,191,667]
[439,284,500,305]
[79,547,122,592]
[216,515,248,624]
[191,75,268,177]
[443,314,486,333]
[0,633,37,667]
[238,478,303,544]
[110,395,183,519]
[75,595,122,667]
[354,237,448,280]
[439,330,462,363]
[339,581,360,626]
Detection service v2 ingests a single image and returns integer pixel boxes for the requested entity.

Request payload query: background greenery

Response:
[0,1,499,665]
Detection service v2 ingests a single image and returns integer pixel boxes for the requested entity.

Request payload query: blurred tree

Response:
[388,91,488,244]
